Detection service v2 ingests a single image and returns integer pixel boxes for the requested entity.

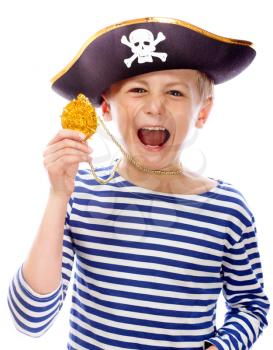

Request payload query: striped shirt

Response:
[8,164,270,350]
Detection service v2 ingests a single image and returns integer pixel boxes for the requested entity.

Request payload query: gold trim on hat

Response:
[50,17,254,85]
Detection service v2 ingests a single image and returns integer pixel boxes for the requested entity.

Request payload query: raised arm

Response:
[23,130,91,294]
[8,129,92,336]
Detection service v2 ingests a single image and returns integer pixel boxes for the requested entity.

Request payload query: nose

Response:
[144,94,166,116]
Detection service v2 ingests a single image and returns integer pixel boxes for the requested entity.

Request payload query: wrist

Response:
[49,187,71,203]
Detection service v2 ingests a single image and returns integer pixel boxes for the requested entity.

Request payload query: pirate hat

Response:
[51,17,256,106]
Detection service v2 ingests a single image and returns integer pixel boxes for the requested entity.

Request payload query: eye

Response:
[168,90,183,97]
[129,87,146,93]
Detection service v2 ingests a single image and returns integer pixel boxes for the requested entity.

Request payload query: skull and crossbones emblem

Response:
[121,29,168,68]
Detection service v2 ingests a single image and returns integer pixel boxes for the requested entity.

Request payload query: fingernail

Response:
[79,133,86,140]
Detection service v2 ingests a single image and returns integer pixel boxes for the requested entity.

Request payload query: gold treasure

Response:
[61,93,98,140]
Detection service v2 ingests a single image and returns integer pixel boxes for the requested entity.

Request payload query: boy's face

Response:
[102,69,212,170]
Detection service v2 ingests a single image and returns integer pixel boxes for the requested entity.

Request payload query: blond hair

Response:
[195,71,214,101]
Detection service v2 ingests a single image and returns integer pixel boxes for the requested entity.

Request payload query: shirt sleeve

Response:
[205,215,270,350]
[7,196,75,337]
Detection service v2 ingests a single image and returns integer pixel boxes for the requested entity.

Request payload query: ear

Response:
[101,96,112,121]
[195,97,213,128]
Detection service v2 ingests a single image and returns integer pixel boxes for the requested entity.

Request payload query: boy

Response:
[8,17,269,350]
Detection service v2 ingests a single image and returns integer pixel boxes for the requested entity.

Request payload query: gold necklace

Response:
[61,94,183,184]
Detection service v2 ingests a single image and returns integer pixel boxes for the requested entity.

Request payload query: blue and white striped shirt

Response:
[8,164,270,350]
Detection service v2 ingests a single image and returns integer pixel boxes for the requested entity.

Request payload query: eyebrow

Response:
[164,81,190,90]
[125,79,190,89]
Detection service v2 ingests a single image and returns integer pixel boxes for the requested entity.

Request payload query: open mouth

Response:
[137,127,170,147]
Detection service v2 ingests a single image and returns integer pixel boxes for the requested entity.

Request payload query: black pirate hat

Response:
[51,17,256,106]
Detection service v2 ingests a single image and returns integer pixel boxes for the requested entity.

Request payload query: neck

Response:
[117,157,185,193]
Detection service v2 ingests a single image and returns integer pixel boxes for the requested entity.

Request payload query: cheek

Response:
[171,107,195,141]
[175,125,191,144]
[109,104,135,142]
[112,100,142,129]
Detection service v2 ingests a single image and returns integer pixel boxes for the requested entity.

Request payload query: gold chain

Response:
[88,115,183,184]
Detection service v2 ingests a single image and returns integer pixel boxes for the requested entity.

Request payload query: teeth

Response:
[141,127,166,131]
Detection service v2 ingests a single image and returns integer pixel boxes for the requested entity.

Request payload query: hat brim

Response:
[51,17,256,106]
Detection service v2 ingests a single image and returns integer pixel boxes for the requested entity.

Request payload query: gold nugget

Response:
[61,93,98,140]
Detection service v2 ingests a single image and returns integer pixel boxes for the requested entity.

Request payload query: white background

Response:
[0,0,272,348]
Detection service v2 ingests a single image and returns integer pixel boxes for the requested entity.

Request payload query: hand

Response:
[43,129,92,198]
[207,346,219,350]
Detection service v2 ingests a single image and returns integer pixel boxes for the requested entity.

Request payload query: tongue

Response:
[138,129,167,146]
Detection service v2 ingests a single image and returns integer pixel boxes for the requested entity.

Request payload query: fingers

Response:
[43,129,93,168]
[47,129,86,146]
[43,130,93,197]
[44,147,92,167]
[46,154,91,173]
[43,137,91,158]
[44,129,92,157]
